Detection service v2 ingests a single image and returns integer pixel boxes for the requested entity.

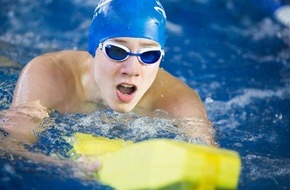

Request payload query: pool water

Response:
[1,0,290,189]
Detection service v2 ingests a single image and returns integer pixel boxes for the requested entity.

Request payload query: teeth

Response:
[118,84,136,95]
[121,84,134,88]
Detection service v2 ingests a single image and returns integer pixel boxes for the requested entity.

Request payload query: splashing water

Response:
[1,0,290,189]
[30,109,213,158]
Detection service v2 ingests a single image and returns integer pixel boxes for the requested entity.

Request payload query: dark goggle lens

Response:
[105,45,128,60]
[104,44,162,64]
[140,50,162,64]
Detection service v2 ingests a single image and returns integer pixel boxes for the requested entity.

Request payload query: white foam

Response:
[275,5,290,28]
[206,86,290,112]
[204,85,290,131]
[167,21,183,35]
[244,154,290,184]
[227,87,290,108]
[245,18,281,41]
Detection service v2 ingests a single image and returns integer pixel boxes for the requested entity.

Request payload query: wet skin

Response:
[1,37,214,145]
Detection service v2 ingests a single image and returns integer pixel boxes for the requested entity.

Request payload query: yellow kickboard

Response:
[73,133,133,156]
[72,133,241,190]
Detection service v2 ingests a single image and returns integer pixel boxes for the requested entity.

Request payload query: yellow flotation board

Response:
[71,133,241,190]
[72,133,133,156]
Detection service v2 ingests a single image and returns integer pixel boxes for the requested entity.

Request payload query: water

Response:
[1,0,290,189]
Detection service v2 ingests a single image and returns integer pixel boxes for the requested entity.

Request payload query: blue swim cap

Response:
[88,0,167,57]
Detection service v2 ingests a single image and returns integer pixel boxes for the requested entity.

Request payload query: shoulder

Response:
[12,50,92,108]
[21,50,91,80]
[27,50,91,70]
[141,69,208,119]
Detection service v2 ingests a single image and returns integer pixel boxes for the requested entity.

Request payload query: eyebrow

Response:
[112,39,159,47]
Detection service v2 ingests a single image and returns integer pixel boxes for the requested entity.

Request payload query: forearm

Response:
[177,118,217,146]
[1,113,40,144]
[0,104,49,145]
[0,108,101,175]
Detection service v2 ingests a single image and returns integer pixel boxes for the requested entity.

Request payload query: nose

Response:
[120,56,141,77]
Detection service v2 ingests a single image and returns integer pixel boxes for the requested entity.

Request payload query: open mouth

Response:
[116,84,137,103]
[117,84,137,95]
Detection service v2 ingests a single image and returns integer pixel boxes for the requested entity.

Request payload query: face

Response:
[92,37,163,113]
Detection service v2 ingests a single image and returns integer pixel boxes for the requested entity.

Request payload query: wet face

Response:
[92,37,162,112]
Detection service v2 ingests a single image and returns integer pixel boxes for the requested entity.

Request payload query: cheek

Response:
[143,64,160,87]
[149,63,160,78]
[93,61,116,101]
[93,56,113,81]
[93,64,112,96]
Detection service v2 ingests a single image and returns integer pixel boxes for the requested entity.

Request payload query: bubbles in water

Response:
[31,109,215,158]
[242,154,290,189]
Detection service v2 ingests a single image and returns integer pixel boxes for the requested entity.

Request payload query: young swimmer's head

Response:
[88,0,167,57]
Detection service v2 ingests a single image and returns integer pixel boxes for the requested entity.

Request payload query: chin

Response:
[110,103,135,113]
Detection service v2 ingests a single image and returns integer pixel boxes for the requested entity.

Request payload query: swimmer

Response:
[0,0,215,147]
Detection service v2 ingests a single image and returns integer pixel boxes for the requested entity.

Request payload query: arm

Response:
[0,52,102,172]
[0,101,49,145]
[0,53,68,145]
[1,51,92,147]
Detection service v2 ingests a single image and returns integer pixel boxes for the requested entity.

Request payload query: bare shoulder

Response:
[29,51,91,85]
[141,69,207,119]
[28,50,91,71]
[12,50,92,110]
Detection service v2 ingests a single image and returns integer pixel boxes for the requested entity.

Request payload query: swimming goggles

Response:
[99,41,164,64]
